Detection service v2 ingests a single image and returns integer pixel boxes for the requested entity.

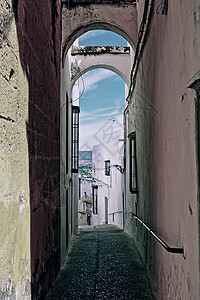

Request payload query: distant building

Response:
[79,151,93,177]
[78,178,92,225]
[91,140,124,228]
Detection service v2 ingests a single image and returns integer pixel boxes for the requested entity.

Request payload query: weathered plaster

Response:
[62,2,138,63]
[124,0,200,299]
[71,45,132,88]
[71,45,130,55]
[78,180,92,225]
[0,0,31,299]
[1,0,62,298]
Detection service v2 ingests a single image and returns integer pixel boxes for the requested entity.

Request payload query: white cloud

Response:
[93,106,120,113]
[79,69,116,94]
[80,105,121,119]
[80,116,97,122]
[80,108,123,123]
[96,110,121,117]
[80,114,123,150]
[78,30,106,42]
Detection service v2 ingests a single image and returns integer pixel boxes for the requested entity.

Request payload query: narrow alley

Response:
[1,0,200,299]
[46,225,153,300]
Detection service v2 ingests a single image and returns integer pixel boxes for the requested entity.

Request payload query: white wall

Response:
[60,42,80,265]
[92,140,124,228]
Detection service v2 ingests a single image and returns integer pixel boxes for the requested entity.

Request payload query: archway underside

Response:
[71,64,130,90]
[62,3,137,65]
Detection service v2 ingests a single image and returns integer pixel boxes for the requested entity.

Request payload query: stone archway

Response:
[62,2,138,64]
[70,45,132,89]
[60,0,137,267]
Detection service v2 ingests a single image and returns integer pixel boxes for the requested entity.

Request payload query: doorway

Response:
[105,196,108,224]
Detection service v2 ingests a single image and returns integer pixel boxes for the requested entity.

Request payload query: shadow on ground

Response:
[46,225,153,300]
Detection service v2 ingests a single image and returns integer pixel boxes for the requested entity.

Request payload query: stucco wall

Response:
[62,2,138,62]
[0,1,30,298]
[128,1,200,299]
[71,46,131,87]
[92,141,124,228]
[60,40,81,265]
[60,50,72,268]
[123,106,138,238]
[0,0,61,299]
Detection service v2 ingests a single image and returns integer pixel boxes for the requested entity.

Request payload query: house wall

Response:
[123,106,138,237]
[0,0,61,299]
[60,42,80,264]
[60,48,71,267]
[92,141,124,228]
[78,179,92,225]
[0,1,30,298]
[125,1,200,299]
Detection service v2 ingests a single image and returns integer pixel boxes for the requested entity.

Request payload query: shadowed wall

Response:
[14,0,61,298]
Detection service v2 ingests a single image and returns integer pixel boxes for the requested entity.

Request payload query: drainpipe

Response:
[126,0,154,102]
[123,105,129,230]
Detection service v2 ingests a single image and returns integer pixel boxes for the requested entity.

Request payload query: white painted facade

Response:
[60,40,80,265]
[92,140,124,229]
[71,45,131,87]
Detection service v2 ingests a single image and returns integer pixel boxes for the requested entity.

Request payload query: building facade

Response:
[92,141,124,228]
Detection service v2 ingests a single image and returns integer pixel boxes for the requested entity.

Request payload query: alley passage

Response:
[46,225,153,300]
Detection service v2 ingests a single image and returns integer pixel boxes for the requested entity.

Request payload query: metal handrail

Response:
[131,214,184,254]
[109,211,123,215]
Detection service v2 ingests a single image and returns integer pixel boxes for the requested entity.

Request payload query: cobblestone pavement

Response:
[45,225,153,300]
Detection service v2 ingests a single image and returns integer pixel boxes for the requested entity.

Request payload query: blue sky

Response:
[79,30,127,47]
[75,30,127,150]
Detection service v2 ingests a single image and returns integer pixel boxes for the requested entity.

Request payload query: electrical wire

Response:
[156,0,168,15]
[156,0,163,14]
[71,55,85,103]
[60,53,86,111]
[126,0,154,102]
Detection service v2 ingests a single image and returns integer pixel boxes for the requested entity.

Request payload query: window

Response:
[72,106,80,173]
[129,132,138,194]
[92,186,98,214]
[79,178,81,199]
[66,93,69,174]
[105,160,110,176]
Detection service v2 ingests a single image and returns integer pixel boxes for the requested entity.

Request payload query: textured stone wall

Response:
[129,0,200,299]
[0,0,31,298]
[0,0,61,299]
[16,0,61,298]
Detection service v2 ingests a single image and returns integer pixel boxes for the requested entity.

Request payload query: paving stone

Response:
[46,225,153,300]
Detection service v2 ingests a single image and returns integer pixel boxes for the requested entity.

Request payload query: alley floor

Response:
[45,225,153,300]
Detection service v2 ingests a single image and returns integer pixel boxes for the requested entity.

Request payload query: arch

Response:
[62,3,138,65]
[71,64,129,92]
[64,23,135,64]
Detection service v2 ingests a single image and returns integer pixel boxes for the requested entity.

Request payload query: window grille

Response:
[72,106,80,173]
[66,93,69,174]
[92,186,98,214]
[105,160,110,176]
[129,132,138,194]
